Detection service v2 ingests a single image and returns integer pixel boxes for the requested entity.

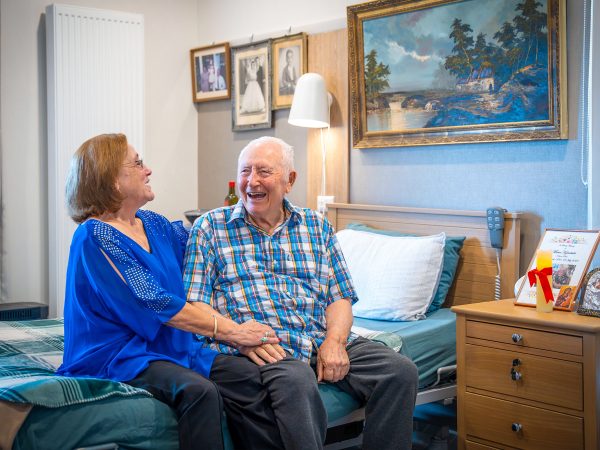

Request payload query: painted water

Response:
[367,107,436,132]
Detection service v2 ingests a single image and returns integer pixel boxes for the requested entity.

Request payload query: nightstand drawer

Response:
[466,320,582,355]
[465,392,583,450]
[465,344,583,410]
[465,442,498,450]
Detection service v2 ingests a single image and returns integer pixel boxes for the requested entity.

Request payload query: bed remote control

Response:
[486,207,506,249]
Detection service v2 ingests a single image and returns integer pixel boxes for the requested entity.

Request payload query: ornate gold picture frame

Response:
[347,0,567,148]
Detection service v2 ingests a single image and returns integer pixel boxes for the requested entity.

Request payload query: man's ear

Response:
[287,171,297,191]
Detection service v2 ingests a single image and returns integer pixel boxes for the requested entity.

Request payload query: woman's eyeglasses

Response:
[124,159,144,169]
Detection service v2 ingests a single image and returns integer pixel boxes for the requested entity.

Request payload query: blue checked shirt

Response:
[183,199,358,362]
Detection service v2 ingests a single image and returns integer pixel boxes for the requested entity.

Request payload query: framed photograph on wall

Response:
[347,0,567,148]
[231,40,272,131]
[272,33,307,110]
[190,43,231,103]
[515,229,600,310]
[577,268,600,317]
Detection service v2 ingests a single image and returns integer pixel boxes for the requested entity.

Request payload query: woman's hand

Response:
[229,320,280,347]
[239,343,287,366]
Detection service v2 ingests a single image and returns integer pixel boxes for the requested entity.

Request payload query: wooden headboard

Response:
[327,203,521,306]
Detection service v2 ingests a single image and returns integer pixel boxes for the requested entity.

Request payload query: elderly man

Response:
[183,136,418,450]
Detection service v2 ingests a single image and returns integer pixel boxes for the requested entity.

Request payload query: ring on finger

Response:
[260,336,268,344]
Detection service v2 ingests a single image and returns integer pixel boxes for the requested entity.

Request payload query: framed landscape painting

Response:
[231,40,272,131]
[347,0,567,148]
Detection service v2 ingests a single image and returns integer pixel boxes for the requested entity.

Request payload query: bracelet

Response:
[212,314,218,340]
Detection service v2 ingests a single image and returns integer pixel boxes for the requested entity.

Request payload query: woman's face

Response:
[116,145,154,208]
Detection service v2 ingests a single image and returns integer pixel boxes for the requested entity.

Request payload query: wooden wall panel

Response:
[306,29,349,210]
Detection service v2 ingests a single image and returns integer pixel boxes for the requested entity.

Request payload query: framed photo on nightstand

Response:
[515,229,600,310]
[577,268,600,317]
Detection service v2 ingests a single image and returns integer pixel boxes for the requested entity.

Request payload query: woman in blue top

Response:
[57,133,286,450]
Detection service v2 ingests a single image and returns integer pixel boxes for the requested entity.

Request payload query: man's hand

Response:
[232,320,280,347]
[318,299,353,382]
[316,337,349,383]
[239,343,287,366]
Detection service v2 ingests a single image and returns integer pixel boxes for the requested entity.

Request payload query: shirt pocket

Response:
[221,243,266,281]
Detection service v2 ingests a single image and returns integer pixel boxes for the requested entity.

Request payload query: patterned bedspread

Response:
[0,318,150,407]
[351,325,403,352]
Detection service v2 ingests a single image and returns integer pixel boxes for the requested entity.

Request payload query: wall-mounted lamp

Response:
[288,72,333,214]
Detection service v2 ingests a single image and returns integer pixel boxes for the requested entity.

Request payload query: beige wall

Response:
[194,0,358,210]
[197,0,355,44]
[1,0,199,304]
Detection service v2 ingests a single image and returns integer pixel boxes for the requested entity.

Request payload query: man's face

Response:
[237,142,296,221]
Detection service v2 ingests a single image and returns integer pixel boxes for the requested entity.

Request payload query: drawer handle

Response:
[510,368,523,381]
[511,333,523,343]
[511,423,523,433]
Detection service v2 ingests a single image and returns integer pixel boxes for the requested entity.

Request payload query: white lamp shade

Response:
[288,73,330,128]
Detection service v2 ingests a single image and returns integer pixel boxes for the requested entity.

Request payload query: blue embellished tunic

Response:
[57,209,217,382]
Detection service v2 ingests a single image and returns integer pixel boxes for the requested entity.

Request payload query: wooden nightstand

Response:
[452,299,600,449]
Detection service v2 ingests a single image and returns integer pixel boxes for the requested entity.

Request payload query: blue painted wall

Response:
[350,0,586,274]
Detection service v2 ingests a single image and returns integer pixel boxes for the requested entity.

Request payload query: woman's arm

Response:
[168,302,280,347]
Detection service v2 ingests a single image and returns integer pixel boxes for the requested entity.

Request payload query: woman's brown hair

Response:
[65,133,128,223]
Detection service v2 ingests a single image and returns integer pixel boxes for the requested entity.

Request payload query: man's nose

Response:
[247,169,259,184]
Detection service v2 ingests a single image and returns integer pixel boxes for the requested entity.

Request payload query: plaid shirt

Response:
[183,199,358,362]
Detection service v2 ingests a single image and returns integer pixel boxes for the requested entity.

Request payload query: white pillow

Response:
[336,229,445,321]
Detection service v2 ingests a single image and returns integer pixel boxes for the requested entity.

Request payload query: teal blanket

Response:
[0,319,150,407]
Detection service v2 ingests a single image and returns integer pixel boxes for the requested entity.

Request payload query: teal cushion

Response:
[318,383,361,422]
[345,223,465,313]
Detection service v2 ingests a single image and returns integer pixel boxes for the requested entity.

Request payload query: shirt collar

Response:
[228,198,302,227]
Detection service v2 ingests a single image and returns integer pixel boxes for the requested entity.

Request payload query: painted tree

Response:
[445,18,474,79]
[514,0,547,66]
[494,21,523,75]
[472,33,496,71]
[364,49,390,102]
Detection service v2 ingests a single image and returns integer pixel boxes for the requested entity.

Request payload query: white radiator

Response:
[46,4,144,317]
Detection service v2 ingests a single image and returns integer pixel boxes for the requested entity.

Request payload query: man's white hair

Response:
[238,136,295,175]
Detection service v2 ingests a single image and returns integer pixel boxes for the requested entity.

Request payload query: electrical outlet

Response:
[317,195,335,213]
